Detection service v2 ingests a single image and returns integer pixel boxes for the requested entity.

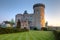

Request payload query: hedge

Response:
[0,27,29,34]
[53,30,60,40]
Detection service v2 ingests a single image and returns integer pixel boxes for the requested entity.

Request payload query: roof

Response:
[33,3,45,9]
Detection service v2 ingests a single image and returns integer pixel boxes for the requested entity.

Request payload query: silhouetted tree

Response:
[17,19,21,28]
[45,21,48,27]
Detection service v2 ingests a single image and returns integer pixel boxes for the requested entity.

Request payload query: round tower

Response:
[33,3,45,30]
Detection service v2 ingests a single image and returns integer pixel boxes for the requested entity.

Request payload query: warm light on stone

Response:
[15,3,45,30]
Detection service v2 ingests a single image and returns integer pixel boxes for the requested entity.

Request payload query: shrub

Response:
[0,27,20,34]
[0,26,29,34]
[41,27,47,31]
[21,27,29,32]
[34,27,38,30]
[16,19,21,28]
[53,30,60,40]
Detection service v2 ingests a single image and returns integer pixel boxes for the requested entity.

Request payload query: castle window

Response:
[36,10,39,14]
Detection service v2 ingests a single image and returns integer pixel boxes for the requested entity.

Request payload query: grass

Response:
[0,30,55,40]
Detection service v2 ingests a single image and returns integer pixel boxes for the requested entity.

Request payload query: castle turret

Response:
[33,3,45,30]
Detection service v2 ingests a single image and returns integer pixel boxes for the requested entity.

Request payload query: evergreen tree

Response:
[17,19,21,28]
[45,21,48,27]
[10,19,15,26]
[10,19,14,24]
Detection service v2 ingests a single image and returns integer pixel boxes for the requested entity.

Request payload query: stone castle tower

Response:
[15,3,45,30]
[33,3,45,29]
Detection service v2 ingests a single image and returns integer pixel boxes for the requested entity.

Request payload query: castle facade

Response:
[15,3,45,30]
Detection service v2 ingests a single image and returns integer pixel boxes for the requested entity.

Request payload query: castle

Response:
[15,3,45,30]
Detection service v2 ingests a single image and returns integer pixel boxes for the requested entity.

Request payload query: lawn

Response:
[0,31,55,40]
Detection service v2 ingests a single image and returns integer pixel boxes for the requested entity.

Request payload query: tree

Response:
[10,19,15,26]
[17,19,21,28]
[10,19,14,24]
[45,21,48,27]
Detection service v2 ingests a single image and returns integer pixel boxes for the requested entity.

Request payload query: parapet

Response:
[33,3,45,9]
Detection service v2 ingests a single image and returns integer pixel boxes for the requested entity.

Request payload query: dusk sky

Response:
[0,0,60,26]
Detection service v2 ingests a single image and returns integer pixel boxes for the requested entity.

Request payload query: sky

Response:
[0,0,60,26]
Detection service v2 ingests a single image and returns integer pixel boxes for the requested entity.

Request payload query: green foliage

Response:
[33,27,38,30]
[16,19,21,28]
[0,27,19,34]
[21,27,29,32]
[10,19,15,26]
[10,19,15,24]
[53,30,60,40]
[41,27,47,31]
[0,26,29,34]
[45,21,48,27]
